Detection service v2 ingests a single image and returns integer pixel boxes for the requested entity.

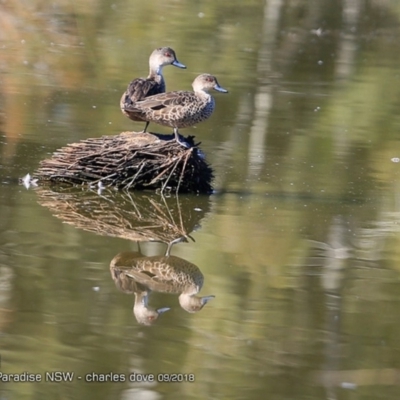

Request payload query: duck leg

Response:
[141,121,150,133]
[173,128,190,148]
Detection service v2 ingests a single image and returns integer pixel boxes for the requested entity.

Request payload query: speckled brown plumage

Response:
[110,251,215,313]
[110,258,170,325]
[120,47,186,131]
[122,73,228,146]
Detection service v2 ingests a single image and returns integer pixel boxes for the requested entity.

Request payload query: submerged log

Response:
[33,131,213,194]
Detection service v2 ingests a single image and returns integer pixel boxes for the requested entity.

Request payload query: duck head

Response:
[150,47,186,74]
[192,73,228,93]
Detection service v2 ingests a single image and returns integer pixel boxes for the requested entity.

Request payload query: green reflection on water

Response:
[2,0,400,399]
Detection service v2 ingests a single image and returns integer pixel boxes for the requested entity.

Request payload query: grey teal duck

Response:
[111,251,214,313]
[120,47,186,132]
[110,255,170,326]
[122,73,228,146]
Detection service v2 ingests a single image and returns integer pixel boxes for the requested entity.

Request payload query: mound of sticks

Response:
[33,132,213,194]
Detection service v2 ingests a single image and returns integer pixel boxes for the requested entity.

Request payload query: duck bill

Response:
[214,84,228,93]
[156,307,171,314]
[172,60,186,69]
[200,295,216,305]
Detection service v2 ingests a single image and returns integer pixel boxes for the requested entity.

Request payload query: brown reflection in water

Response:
[0,2,94,163]
[110,248,214,326]
[35,186,210,243]
[34,186,214,325]
[110,255,170,326]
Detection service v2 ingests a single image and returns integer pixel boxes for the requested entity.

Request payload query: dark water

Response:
[2,0,400,399]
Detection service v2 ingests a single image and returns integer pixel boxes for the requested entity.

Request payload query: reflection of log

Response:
[33,132,213,194]
[35,187,210,243]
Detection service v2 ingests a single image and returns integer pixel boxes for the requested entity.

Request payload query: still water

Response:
[2,0,400,399]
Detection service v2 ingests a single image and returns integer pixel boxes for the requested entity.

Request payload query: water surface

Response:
[2,1,400,399]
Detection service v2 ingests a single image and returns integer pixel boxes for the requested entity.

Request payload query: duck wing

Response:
[126,269,175,292]
[122,78,163,105]
[135,91,197,111]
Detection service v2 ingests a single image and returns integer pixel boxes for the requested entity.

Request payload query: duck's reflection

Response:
[34,187,214,325]
[110,246,214,325]
[110,263,170,326]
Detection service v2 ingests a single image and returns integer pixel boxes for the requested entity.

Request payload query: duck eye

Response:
[165,52,171,57]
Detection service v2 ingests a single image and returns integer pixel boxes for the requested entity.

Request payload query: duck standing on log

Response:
[122,73,228,147]
[120,47,186,132]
